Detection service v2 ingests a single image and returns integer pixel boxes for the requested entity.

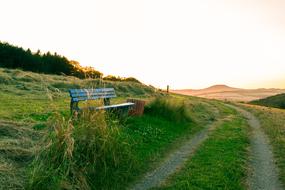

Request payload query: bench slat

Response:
[70,92,116,98]
[69,88,115,94]
[72,94,117,102]
[69,88,117,100]
[70,88,115,92]
[97,102,134,110]
[84,102,135,111]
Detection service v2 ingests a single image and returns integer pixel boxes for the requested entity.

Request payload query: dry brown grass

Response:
[173,87,285,102]
[0,120,41,189]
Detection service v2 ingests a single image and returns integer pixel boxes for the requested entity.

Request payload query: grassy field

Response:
[3,68,284,189]
[0,68,230,189]
[0,68,157,189]
[156,107,249,190]
[242,104,285,185]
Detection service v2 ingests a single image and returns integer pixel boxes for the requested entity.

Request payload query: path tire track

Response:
[228,104,283,190]
[130,119,222,190]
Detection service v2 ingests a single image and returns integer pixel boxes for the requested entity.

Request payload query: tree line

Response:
[0,41,141,83]
[0,41,102,79]
[103,75,141,83]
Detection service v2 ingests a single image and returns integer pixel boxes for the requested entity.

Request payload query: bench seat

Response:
[95,102,135,110]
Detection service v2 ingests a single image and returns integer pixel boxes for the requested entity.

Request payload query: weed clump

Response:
[145,98,193,124]
[28,111,134,190]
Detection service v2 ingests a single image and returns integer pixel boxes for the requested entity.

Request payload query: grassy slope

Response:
[157,107,249,190]
[0,68,157,121]
[0,68,228,189]
[0,68,157,189]
[250,93,285,109]
[242,104,285,185]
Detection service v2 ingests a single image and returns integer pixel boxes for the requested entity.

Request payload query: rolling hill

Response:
[250,93,285,109]
[171,85,285,102]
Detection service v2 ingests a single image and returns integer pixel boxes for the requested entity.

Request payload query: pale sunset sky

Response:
[0,0,285,89]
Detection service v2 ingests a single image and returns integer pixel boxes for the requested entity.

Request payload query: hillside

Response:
[174,85,239,95]
[250,93,285,109]
[199,84,239,92]
[0,68,231,189]
[172,85,285,102]
[1,68,285,189]
[0,68,158,189]
[0,68,158,121]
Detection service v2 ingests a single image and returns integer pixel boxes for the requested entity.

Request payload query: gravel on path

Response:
[228,104,283,190]
[130,120,221,190]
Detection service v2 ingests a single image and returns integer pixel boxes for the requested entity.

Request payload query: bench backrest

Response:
[69,88,116,102]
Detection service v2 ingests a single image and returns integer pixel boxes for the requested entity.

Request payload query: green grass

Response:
[157,110,249,190]
[27,97,225,189]
[123,114,198,188]
[0,68,238,189]
[250,93,285,109]
[242,104,285,185]
[144,97,192,123]
[0,68,158,122]
[0,68,160,189]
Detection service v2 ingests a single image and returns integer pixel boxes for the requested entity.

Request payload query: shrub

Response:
[124,77,141,83]
[145,98,192,124]
[103,75,141,83]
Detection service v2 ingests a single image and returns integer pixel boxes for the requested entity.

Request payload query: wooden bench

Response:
[69,88,134,115]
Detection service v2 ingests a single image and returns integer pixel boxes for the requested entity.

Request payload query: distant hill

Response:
[203,84,239,91]
[250,93,285,109]
[177,85,240,95]
[171,85,285,102]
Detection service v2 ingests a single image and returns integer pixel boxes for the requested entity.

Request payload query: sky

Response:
[1,0,285,89]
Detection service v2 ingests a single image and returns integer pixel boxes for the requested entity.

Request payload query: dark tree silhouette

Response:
[0,41,102,79]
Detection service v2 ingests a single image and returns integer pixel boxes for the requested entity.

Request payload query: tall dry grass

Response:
[28,111,134,190]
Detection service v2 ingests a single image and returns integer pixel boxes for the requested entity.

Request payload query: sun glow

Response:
[1,0,285,89]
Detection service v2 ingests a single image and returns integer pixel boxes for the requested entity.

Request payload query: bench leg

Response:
[70,101,79,117]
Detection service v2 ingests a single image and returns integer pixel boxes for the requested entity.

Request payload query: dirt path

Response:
[129,120,221,190]
[228,105,283,190]
[130,104,283,190]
